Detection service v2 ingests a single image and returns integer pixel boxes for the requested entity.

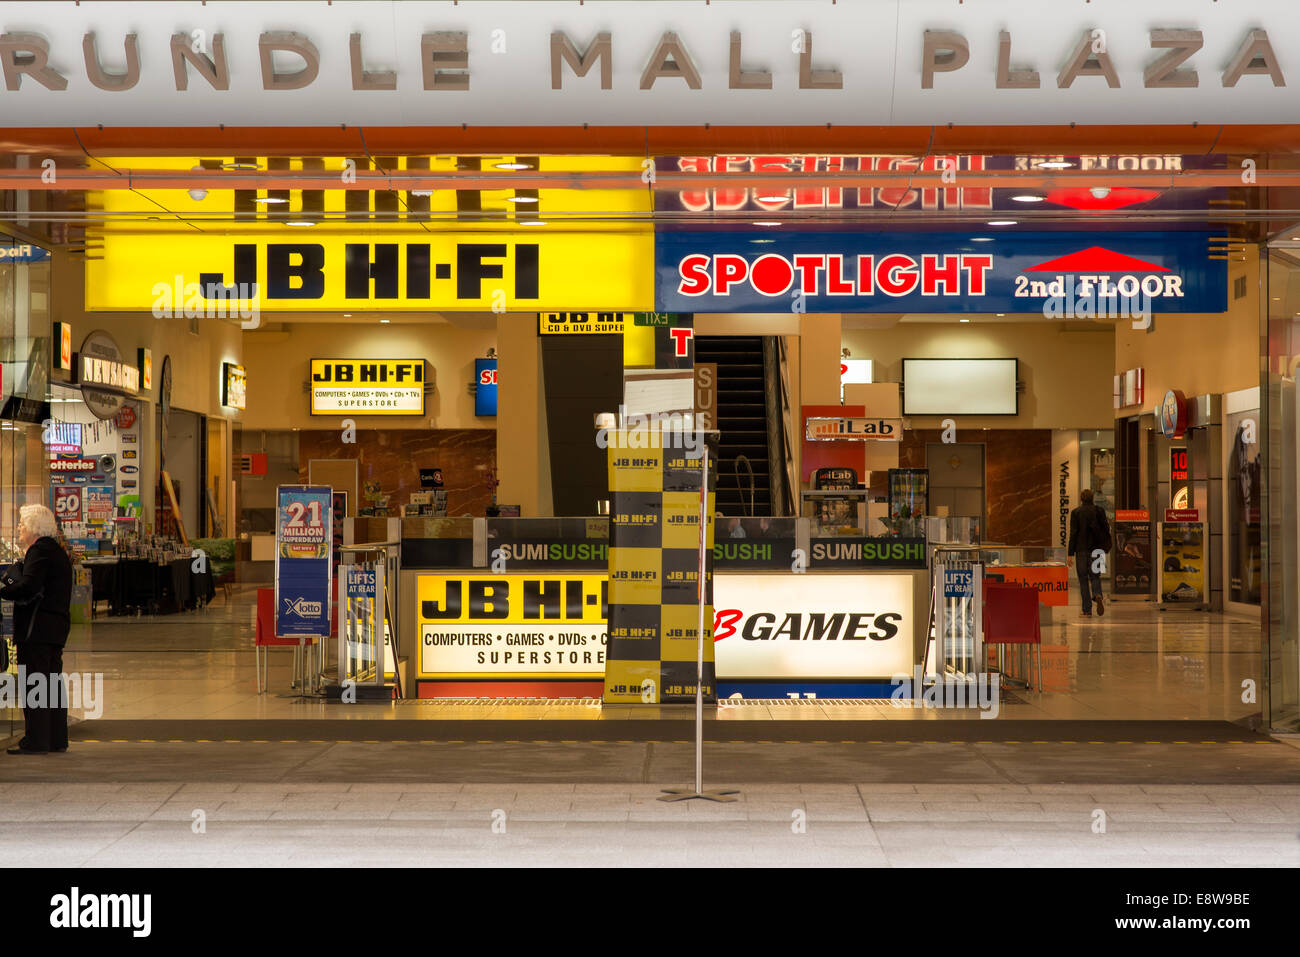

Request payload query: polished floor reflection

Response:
[21,587,1264,724]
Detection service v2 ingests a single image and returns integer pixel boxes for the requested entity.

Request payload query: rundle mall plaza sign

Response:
[3,2,1298,127]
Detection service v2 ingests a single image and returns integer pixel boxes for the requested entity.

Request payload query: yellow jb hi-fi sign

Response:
[417,573,608,679]
[84,156,653,313]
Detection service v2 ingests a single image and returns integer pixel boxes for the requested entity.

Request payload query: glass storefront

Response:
[0,240,51,556]
[1262,248,1300,731]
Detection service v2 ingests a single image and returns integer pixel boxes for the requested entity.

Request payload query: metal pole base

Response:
[657,788,740,803]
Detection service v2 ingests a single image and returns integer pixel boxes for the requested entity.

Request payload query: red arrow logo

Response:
[1023,246,1169,273]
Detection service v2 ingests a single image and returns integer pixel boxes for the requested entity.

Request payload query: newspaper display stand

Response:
[925,545,984,682]
[331,540,402,700]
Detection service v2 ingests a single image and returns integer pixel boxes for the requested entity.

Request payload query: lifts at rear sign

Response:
[310,359,425,415]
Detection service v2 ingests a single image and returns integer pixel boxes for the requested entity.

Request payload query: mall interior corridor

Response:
[32,586,1266,725]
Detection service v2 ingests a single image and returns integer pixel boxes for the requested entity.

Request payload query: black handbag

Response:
[0,562,42,668]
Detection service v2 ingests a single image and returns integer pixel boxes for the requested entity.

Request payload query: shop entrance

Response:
[925,443,985,535]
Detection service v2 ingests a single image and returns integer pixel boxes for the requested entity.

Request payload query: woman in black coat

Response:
[1,504,72,754]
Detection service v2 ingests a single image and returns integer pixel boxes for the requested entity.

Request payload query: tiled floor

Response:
[33,587,1263,724]
[0,782,1292,867]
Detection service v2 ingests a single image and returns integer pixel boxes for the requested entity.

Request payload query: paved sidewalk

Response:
[0,783,1294,867]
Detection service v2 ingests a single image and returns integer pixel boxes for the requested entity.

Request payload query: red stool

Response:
[982,581,1043,690]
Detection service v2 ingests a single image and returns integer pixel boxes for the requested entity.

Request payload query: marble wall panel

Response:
[298,430,496,516]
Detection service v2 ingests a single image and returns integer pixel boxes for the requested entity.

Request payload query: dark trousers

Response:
[15,642,68,752]
[1075,554,1103,612]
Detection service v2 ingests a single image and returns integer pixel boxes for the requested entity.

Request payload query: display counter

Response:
[981,546,1070,611]
[383,516,930,699]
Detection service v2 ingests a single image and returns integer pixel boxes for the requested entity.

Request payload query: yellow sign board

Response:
[309,358,425,415]
[84,156,653,313]
[417,573,608,678]
[539,312,631,334]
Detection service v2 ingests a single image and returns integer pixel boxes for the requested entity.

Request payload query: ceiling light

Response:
[970,237,994,242]
[996,313,1006,317]
[1011,194,1044,203]
[343,313,351,317]
[494,162,533,170]
[254,197,288,205]
[959,318,971,323]
[285,220,316,227]
[987,220,1017,226]
[749,238,776,244]
[519,219,547,226]
[507,196,539,203]
[1035,160,1075,169]
[756,194,789,203]
[380,319,390,324]
[188,165,207,202]
[753,221,782,227]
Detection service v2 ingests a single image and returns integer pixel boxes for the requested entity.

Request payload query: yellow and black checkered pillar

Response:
[604,431,718,704]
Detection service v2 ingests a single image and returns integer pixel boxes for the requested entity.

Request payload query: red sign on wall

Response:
[1165,508,1200,522]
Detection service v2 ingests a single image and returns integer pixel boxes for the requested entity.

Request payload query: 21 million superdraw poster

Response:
[275,485,333,638]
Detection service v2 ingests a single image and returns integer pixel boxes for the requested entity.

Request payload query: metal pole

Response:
[660,435,737,803]
[695,444,707,796]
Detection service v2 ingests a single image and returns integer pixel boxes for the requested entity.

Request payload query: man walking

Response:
[1067,488,1112,618]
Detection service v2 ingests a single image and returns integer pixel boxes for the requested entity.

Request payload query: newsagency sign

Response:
[3,2,1299,127]
[310,359,425,415]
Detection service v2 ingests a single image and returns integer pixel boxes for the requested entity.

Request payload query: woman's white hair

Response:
[19,503,59,539]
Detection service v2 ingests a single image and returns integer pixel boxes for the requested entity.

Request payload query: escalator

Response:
[694,336,784,517]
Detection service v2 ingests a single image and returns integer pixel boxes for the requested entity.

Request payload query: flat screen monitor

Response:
[901,358,1018,416]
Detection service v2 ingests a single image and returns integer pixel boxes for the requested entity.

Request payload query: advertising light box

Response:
[475,358,498,417]
[712,573,915,680]
[416,571,916,682]
[418,573,609,678]
[310,358,425,415]
[656,231,1226,314]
